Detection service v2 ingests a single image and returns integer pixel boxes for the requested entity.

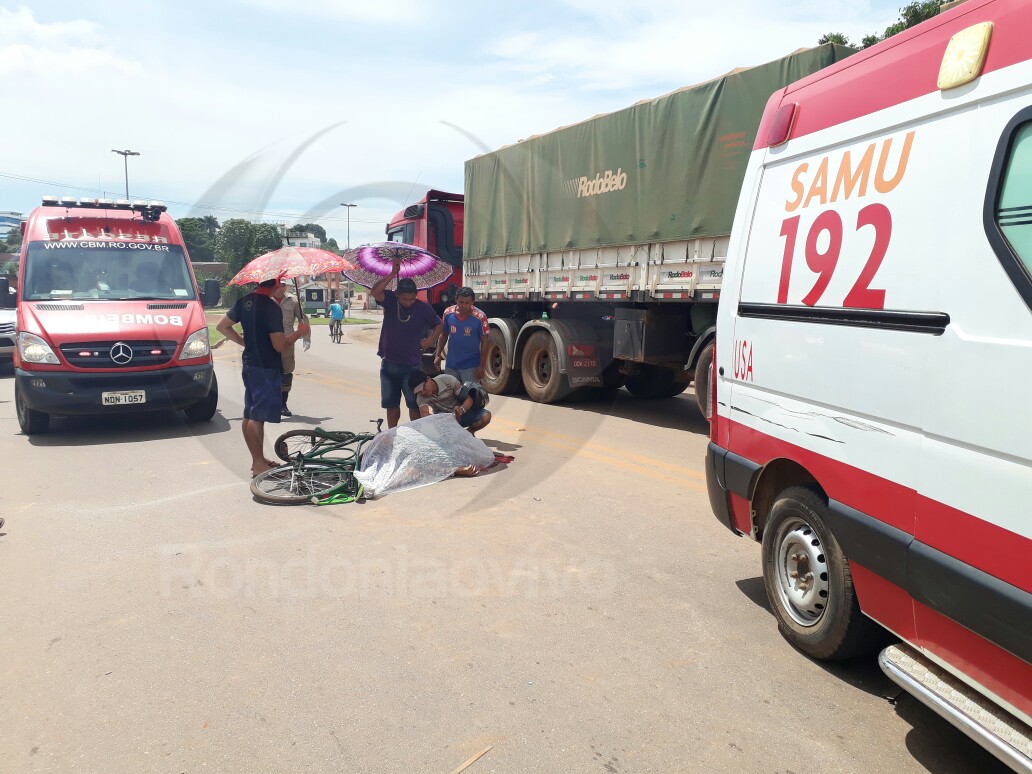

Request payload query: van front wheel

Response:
[184,372,218,422]
[761,486,884,660]
[15,382,50,434]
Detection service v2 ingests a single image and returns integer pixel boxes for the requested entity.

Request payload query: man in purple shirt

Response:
[371,263,443,428]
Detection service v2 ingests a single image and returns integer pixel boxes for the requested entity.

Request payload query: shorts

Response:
[380,359,422,410]
[444,366,478,384]
[242,364,283,423]
[458,407,490,429]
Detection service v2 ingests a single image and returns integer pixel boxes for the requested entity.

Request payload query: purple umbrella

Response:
[342,242,454,291]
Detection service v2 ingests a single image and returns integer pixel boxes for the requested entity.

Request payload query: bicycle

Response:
[250,419,383,505]
[329,318,343,343]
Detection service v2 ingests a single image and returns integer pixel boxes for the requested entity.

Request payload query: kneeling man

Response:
[409,372,491,435]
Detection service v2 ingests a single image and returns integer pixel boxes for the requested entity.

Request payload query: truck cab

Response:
[385,189,463,311]
[13,196,221,434]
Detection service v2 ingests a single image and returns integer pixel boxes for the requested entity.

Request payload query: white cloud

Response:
[0,6,139,76]
[488,0,889,91]
[236,0,428,23]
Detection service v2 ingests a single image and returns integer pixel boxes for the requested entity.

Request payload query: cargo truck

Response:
[386,45,855,416]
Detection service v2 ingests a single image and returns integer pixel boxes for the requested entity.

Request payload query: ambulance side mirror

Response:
[201,279,221,308]
[0,278,13,308]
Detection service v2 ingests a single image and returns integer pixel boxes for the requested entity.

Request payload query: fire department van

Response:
[9,197,221,434]
[706,0,1031,768]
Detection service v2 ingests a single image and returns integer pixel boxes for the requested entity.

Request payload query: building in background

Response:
[276,224,320,249]
[0,211,24,240]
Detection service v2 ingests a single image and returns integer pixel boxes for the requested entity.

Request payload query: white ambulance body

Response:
[707,0,1031,767]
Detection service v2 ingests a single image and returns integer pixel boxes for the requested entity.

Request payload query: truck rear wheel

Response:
[184,372,218,422]
[521,331,572,403]
[761,486,885,660]
[482,328,521,395]
[625,365,689,399]
[694,340,714,419]
[15,382,50,435]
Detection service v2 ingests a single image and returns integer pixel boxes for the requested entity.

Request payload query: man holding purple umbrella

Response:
[371,262,443,428]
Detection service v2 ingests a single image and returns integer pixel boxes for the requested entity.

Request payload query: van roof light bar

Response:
[41,195,59,206]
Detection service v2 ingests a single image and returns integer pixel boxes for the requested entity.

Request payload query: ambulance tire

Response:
[694,340,714,420]
[521,331,572,403]
[482,328,521,395]
[625,365,689,399]
[184,372,219,422]
[761,486,885,660]
[15,382,49,435]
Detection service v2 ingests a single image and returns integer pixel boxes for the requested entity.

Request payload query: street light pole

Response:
[339,202,357,249]
[111,149,140,198]
[340,203,357,316]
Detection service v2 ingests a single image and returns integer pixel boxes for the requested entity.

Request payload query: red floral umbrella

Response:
[228,246,355,286]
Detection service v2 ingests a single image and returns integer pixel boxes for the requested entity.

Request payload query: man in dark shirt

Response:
[216,279,310,477]
[370,264,443,428]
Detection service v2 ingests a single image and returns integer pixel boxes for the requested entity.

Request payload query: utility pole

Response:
[340,203,357,316]
[111,149,140,198]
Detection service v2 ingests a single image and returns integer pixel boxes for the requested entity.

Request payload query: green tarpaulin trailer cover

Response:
[464,44,854,260]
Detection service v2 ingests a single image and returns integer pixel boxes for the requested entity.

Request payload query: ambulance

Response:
[9,197,221,434]
[706,0,1031,767]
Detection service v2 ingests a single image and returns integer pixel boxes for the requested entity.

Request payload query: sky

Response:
[1,0,905,248]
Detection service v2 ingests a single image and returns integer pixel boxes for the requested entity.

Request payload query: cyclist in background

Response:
[329,298,344,339]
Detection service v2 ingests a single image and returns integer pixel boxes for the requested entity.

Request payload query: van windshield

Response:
[23,242,196,301]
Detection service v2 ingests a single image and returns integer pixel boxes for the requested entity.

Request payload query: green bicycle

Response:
[250,419,383,505]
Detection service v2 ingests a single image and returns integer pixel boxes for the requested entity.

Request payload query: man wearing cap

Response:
[409,372,492,435]
[370,263,443,428]
[216,279,311,477]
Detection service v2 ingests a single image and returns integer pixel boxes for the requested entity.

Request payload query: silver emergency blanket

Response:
[354,413,495,498]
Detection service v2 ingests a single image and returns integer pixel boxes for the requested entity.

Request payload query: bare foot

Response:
[250,460,278,478]
[453,465,479,477]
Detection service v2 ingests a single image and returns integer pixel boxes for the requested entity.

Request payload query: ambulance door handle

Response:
[718,367,724,376]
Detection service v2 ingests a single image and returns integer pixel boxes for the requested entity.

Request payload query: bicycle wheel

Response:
[250,463,350,505]
[274,429,356,462]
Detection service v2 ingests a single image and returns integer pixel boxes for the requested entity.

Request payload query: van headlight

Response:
[180,328,210,360]
[18,332,60,364]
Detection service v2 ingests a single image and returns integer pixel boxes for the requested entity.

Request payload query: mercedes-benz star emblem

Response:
[110,342,133,365]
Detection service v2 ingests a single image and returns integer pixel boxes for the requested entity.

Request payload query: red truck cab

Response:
[11,196,220,434]
[385,189,463,311]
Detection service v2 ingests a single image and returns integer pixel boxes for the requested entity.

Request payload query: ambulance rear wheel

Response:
[761,486,884,660]
[15,382,49,435]
[521,331,572,403]
[482,328,521,395]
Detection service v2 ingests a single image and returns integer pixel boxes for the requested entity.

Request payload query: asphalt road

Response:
[0,320,1010,773]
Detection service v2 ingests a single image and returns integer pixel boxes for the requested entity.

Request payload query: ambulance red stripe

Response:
[725,419,1032,593]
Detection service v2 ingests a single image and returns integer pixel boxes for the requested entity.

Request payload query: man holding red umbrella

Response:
[371,263,443,429]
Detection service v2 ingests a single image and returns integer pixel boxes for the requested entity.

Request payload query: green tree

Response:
[863,0,944,48]
[201,215,220,239]
[818,32,852,46]
[252,223,283,256]
[294,222,327,244]
[176,217,216,263]
[216,219,255,272]
[323,237,340,254]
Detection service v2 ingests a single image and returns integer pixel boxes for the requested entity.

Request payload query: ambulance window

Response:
[996,122,1032,274]
[989,117,1032,312]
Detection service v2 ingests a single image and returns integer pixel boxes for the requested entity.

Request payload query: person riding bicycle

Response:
[328,298,344,338]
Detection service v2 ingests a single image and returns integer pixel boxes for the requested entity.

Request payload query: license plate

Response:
[102,390,146,406]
